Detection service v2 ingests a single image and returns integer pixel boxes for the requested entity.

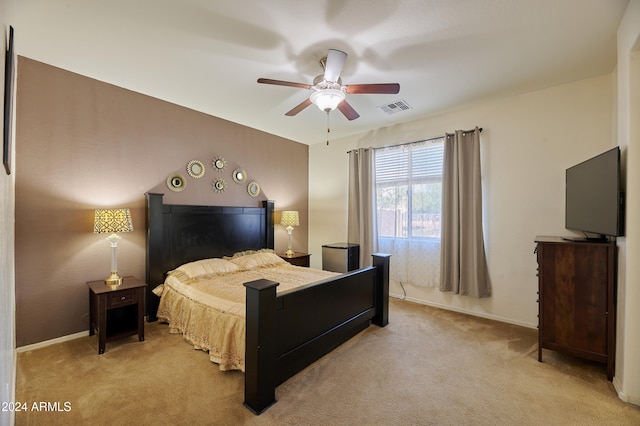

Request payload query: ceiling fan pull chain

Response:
[326,111,330,145]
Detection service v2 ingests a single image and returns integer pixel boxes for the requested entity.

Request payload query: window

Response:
[375,138,445,240]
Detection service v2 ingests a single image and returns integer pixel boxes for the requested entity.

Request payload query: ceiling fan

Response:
[257,49,400,121]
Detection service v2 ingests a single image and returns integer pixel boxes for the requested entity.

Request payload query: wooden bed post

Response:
[262,200,275,250]
[243,279,279,415]
[372,253,391,327]
[145,192,164,322]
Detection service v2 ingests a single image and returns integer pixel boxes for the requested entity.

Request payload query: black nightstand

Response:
[278,252,311,267]
[87,276,147,354]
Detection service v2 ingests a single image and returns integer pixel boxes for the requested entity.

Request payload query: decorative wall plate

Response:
[166,173,187,192]
[187,160,205,178]
[212,157,226,172]
[212,178,226,193]
[247,181,261,197]
[232,168,247,183]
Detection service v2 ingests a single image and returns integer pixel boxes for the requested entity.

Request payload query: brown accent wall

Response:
[15,57,308,346]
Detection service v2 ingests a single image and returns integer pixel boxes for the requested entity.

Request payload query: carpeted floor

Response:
[15,298,640,425]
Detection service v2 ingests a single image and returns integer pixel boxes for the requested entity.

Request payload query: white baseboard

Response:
[389,292,538,329]
[613,377,640,406]
[16,330,89,353]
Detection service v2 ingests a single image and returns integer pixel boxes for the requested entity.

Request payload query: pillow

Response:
[228,251,286,270]
[224,248,276,259]
[171,258,241,279]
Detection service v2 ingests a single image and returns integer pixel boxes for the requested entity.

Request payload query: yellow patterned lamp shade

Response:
[94,208,133,288]
[280,211,299,228]
[94,209,134,234]
[280,211,299,257]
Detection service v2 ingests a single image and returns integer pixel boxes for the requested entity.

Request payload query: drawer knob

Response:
[121,296,126,301]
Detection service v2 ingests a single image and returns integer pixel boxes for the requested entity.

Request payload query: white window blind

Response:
[375,138,444,239]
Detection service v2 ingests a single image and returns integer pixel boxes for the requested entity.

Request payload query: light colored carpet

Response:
[16,298,640,425]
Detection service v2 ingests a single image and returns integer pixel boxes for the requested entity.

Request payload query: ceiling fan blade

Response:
[285,98,313,116]
[257,78,311,90]
[345,83,400,94]
[337,100,360,121]
[323,49,347,83]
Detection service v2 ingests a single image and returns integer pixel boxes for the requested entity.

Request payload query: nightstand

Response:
[279,252,311,267]
[87,276,147,354]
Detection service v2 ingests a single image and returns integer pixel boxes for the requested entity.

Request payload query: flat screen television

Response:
[565,146,624,241]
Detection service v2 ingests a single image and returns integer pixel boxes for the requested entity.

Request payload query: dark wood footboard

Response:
[243,253,391,415]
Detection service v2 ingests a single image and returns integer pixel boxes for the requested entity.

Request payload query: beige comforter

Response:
[154,252,339,371]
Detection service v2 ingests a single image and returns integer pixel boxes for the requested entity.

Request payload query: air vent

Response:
[378,100,412,115]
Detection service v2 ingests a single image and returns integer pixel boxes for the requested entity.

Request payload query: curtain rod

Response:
[446,127,483,137]
[347,127,482,154]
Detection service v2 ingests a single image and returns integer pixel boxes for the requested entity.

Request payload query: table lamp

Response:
[280,210,299,257]
[94,208,133,287]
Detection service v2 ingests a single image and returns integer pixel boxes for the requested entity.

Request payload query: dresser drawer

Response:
[107,289,136,308]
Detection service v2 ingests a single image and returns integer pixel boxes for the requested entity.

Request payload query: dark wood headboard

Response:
[145,192,275,320]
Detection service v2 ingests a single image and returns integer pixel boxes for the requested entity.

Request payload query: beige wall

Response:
[310,74,615,328]
[615,0,640,406]
[1,0,17,422]
[14,57,309,347]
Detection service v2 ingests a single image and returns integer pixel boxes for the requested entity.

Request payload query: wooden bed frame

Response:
[145,193,390,414]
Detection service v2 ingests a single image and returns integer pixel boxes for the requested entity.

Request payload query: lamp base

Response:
[285,249,295,257]
[104,272,123,289]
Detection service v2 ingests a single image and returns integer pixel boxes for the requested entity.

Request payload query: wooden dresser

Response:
[535,236,616,380]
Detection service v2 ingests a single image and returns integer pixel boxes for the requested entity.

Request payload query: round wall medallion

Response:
[187,160,205,178]
[247,181,261,197]
[232,168,247,183]
[166,173,187,192]
[212,178,226,193]
[212,157,226,172]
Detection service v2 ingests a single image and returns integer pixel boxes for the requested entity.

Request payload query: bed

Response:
[145,193,390,414]
[152,251,342,371]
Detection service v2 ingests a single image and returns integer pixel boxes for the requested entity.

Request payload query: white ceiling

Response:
[13,0,630,145]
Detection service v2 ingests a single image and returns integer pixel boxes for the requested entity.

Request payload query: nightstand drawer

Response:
[107,289,136,308]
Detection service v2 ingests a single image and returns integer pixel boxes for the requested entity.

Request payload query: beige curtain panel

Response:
[348,148,378,268]
[440,128,491,297]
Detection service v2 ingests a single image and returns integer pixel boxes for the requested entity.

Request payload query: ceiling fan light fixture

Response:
[257,48,399,120]
[310,89,345,112]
